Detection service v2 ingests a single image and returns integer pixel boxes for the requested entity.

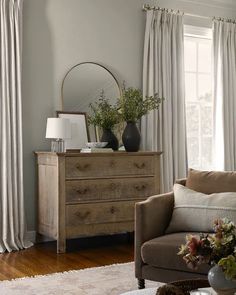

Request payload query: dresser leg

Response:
[57,238,66,253]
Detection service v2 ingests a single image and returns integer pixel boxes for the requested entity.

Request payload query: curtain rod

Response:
[142,4,236,23]
[142,4,210,20]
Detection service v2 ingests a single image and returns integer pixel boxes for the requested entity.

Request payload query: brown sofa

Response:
[135,169,236,289]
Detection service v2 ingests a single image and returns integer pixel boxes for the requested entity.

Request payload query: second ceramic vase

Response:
[122,122,141,152]
[100,128,119,151]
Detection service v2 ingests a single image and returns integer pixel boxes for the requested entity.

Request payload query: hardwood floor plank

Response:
[0,235,134,281]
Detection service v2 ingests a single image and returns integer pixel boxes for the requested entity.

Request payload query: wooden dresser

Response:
[35,151,162,253]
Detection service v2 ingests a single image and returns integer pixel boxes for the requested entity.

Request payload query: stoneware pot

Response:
[100,128,119,151]
[122,122,141,152]
[208,265,236,295]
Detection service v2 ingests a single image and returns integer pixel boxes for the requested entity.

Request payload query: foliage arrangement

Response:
[88,92,120,129]
[117,87,163,123]
[178,218,236,280]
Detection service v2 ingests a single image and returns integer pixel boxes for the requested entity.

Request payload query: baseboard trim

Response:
[36,234,54,243]
[26,231,54,244]
[26,231,36,243]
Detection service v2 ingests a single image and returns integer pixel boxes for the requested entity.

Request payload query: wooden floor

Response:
[0,234,134,281]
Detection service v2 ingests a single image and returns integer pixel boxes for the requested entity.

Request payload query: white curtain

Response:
[213,20,236,171]
[142,10,187,192]
[0,0,33,252]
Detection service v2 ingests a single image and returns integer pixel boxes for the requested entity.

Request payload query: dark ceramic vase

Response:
[100,128,119,151]
[122,122,141,152]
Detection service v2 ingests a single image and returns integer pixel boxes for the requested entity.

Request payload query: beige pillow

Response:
[186,168,236,194]
[165,184,236,234]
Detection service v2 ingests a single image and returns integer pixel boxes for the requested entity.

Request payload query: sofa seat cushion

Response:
[141,233,210,274]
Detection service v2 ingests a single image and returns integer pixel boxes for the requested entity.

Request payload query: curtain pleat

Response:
[142,10,188,192]
[0,0,33,252]
[213,20,236,171]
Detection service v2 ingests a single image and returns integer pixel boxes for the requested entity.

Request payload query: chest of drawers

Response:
[35,151,161,253]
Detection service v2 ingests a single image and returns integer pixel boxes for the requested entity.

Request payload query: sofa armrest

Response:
[135,192,174,278]
[175,178,186,186]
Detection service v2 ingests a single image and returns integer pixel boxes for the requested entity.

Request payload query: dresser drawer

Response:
[66,222,134,239]
[66,200,139,227]
[65,156,154,178]
[66,177,155,203]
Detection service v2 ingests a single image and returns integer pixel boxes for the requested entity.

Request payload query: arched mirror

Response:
[61,62,121,112]
[61,62,121,143]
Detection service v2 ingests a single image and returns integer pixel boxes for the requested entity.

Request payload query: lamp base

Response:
[51,139,65,153]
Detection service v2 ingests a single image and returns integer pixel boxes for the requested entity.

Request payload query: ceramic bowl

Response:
[86,142,108,148]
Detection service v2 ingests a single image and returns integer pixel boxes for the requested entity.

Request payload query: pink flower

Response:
[187,236,201,256]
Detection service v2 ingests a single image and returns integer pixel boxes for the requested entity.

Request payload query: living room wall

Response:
[22,0,236,234]
[22,0,147,232]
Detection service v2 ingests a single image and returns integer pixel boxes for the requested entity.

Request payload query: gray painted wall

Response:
[22,0,236,231]
[22,0,146,230]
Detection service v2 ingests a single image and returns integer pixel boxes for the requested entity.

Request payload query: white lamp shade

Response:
[46,118,71,139]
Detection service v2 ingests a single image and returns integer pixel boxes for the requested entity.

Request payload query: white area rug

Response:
[0,262,161,295]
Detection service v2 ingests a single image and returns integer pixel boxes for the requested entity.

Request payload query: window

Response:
[184,26,213,170]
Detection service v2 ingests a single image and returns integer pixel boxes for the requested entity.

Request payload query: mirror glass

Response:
[62,62,121,113]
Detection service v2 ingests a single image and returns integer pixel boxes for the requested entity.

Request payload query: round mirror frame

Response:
[61,62,122,111]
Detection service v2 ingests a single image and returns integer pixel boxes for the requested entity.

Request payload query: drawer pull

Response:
[110,206,116,214]
[76,188,89,195]
[134,162,145,169]
[110,160,116,168]
[135,184,147,191]
[75,211,90,220]
[76,164,90,171]
[110,183,118,190]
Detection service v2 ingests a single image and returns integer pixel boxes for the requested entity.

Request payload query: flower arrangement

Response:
[178,218,236,280]
[117,87,163,123]
[88,91,120,130]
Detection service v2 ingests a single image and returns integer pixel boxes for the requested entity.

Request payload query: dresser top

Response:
[35,151,162,157]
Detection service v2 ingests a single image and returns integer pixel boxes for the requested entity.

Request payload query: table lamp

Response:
[46,118,71,152]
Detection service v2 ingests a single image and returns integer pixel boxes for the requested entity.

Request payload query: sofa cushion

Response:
[141,233,210,274]
[165,184,236,233]
[186,169,236,194]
